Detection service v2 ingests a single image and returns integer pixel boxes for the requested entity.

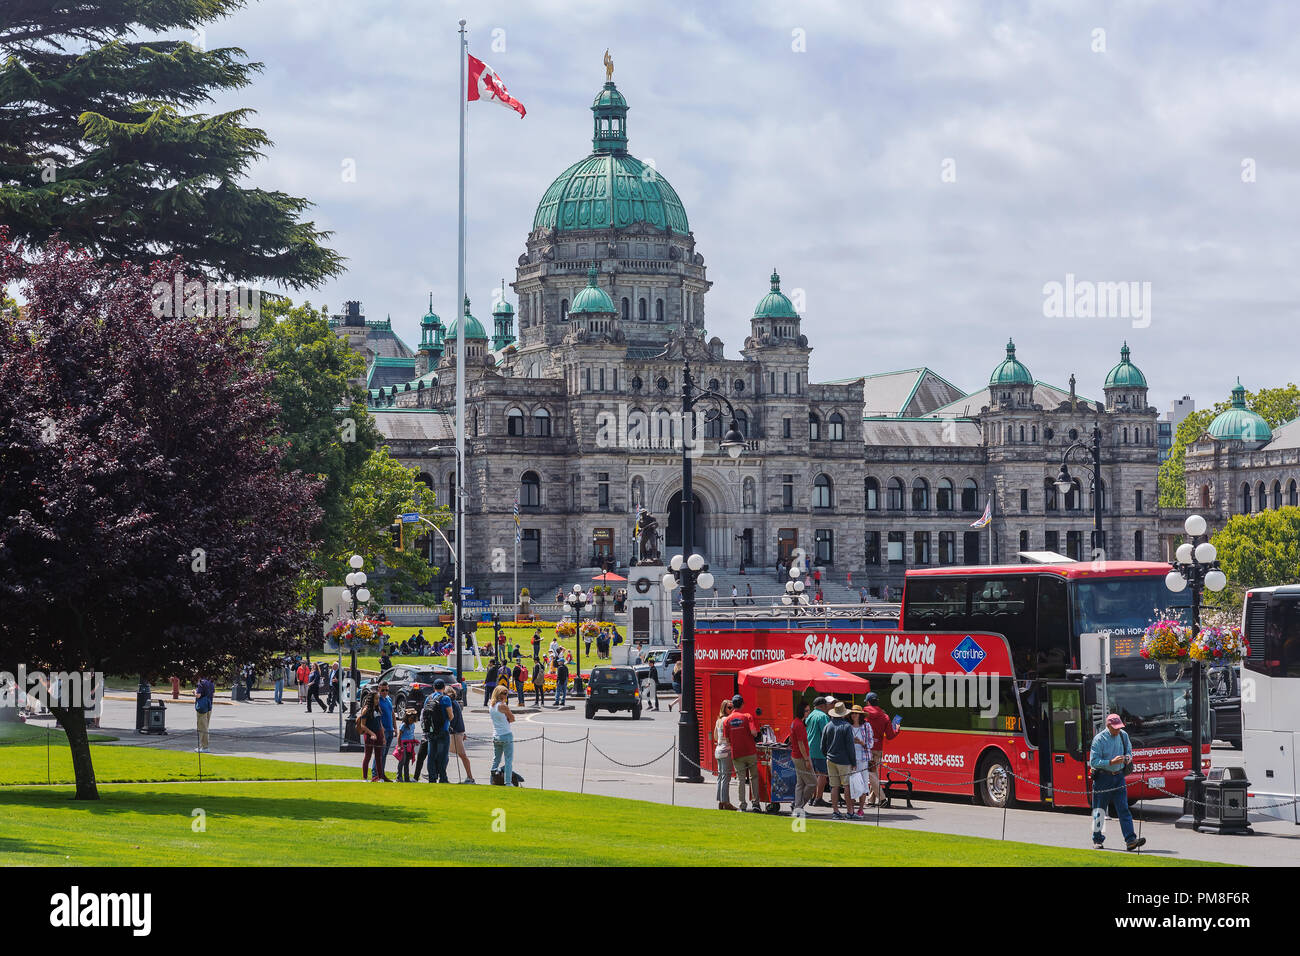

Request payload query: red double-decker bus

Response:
[694,561,1209,810]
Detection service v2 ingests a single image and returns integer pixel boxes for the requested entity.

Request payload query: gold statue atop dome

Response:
[603,49,614,82]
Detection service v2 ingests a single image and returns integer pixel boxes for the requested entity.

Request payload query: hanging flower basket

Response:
[327,618,383,652]
[554,620,577,639]
[1191,625,1248,664]
[580,620,601,639]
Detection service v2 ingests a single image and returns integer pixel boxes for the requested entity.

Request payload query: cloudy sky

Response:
[201,0,1300,411]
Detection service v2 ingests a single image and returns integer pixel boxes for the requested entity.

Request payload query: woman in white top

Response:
[712,700,737,811]
[848,705,875,818]
[489,684,517,786]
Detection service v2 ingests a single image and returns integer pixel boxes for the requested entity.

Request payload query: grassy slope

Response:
[0,782,1216,867]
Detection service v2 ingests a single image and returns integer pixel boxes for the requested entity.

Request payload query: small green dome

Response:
[570,267,617,314]
[1208,379,1272,443]
[421,292,442,328]
[592,84,628,110]
[1104,342,1147,388]
[989,338,1033,387]
[445,295,487,341]
[493,297,514,316]
[752,269,798,319]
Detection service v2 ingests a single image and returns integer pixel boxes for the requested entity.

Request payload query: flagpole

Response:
[987,493,993,563]
[455,18,467,689]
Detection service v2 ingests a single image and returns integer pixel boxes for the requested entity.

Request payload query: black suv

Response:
[585,666,642,720]
[360,665,457,713]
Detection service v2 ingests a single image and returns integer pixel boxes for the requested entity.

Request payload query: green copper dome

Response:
[1208,379,1272,443]
[445,295,487,341]
[532,81,690,235]
[989,339,1033,387]
[421,293,442,328]
[753,269,798,319]
[492,296,514,316]
[570,267,616,313]
[1104,342,1147,388]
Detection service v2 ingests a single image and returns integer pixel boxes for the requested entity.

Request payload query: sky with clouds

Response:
[200,0,1300,412]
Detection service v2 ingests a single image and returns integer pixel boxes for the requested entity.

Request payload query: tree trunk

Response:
[50,705,99,800]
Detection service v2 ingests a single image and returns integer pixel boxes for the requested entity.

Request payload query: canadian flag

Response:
[467,54,526,118]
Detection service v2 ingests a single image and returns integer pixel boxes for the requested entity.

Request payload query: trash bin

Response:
[231,680,247,702]
[135,681,152,733]
[143,700,167,735]
[1201,766,1251,834]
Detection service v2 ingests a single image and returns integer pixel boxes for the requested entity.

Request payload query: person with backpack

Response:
[393,708,419,781]
[1089,714,1147,851]
[417,679,454,783]
[554,656,569,707]
[194,674,215,753]
[512,659,528,707]
[531,659,545,707]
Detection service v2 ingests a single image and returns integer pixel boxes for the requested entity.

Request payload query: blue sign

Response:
[951,635,987,674]
[463,599,489,608]
[401,512,420,523]
[460,586,475,597]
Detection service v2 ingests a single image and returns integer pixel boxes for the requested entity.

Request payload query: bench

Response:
[883,768,914,808]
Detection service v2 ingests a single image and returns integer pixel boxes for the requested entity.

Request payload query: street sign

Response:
[460,586,476,597]
[463,599,490,608]
[401,512,420,523]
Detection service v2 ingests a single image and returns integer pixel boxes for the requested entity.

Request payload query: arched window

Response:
[621,297,630,321]
[1241,483,1252,513]
[1134,530,1144,560]
[828,412,845,441]
[655,298,664,322]
[654,408,674,446]
[961,479,979,512]
[627,409,648,447]
[630,476,645,509]
[520,471,541,508]
[1273,480,1283,509]
[638,298,647,321]
[809,413,820,441]
[865,477,880,511]
[1031,425,1037,442]
[887,477,905,511]
[1290,479,1298,507]
[507,407,525,436]
[936,477,954,511]
[1257,481,1268,511]
[1199,485,1211,509]
[560,298,569,321]
[1123,427,1129,444]
[734,409,749,437]
[912,477,930,511]
[1019,425,1025,442]
[743,477,756,512]
[1065,479,1083,511]
[1005,425,1013,444]
[1045,478,1059,512]
[1146,427,1152,445]
[533,407,552,437]
[472,409,479,437]
[813,474,833,509]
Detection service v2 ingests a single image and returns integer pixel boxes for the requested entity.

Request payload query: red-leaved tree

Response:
[0,230,322,799]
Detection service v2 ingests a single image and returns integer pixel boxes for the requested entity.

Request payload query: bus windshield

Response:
[1071,576,1191,641]
[1107,674,1208,749]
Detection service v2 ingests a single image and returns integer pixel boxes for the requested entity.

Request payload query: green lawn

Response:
[0,781,1216,867]
[349,627,611,680]
[0,729,360,786]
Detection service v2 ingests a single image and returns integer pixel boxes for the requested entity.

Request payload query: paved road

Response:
[68,690,1300,866]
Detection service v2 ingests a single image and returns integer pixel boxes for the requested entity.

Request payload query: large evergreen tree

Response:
[0,0,342,288]
[0,230,322,799]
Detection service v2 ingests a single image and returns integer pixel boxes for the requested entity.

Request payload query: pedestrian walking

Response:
[722,695,762,812]
[531,660,545,707]
[554,656,569,707]
[1089,714,1146,850]
[731,584,738,607]
[489,685,516,786]
[306,663,326,712]
[512,659,527,708]
[746,582,754,605]
[789,700,816,813]
[713,699,737,810]
[863,692,901,806]
[821,701,856,819]
[484,658,501,707]
[393,708,419,781]
[372,681,394,782]
[640,669,658,711]
[194,673,215,753]
[357,690,384,781]
[273,661,284,705]
[446,685,474,783]
[327,662,340,712]
[295,659,309,703]
[671,659,682,697]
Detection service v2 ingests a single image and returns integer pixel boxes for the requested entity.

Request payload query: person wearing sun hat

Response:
[1088,713,1146,851]
[820,700,857,819]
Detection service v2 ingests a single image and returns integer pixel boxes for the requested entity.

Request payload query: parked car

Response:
[359,665,457,713]
[633,647,681,689]
[584,666,642,720]
[1207,664,1242,750]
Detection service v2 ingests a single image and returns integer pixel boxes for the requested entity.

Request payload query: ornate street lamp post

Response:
[661,359,745,783]
[1054,424,1105,555]
[339,553,370,752]
[1165,513,1227,831]
[565,585,588,698]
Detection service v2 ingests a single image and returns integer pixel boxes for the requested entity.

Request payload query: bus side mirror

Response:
[1064,721,1079,755]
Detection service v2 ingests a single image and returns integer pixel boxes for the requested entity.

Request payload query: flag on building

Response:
[970,497,993,528]
[467,54,526,117]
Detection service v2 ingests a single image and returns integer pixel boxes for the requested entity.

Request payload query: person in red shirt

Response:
[722,694,762,812]
[295,661,310,703]
[788,699,815,813]
[863,691,901,806]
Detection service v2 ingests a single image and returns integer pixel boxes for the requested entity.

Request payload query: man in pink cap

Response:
[1088,714,1146,851]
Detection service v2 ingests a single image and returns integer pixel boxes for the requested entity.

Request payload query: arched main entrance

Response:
[665,489,708,554]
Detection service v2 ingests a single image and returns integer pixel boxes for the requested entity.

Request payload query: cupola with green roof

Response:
[570,267,617,314]
[1103,342,1148,410]
[531,80,690,235]
[445,295,487,342]
[491,280,516,352]
[1208,379,1272,444]
[419,293,445,361]
[989,339,1033,387]
[747,269,803,346]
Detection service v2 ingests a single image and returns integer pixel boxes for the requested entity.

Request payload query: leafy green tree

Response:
[0,0,342,288]
[1211,508,1300,592]
[1158,385,1300,507]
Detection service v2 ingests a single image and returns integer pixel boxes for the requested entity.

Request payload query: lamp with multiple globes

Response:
[564,585,588,696]
[339,553,370,752]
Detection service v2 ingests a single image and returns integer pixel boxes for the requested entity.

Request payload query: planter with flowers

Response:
[1190,624,1248,664]
[1141,617,1193,685]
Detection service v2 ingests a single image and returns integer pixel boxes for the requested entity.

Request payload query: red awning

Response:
[737,654,872,696]
[590,572,627,581]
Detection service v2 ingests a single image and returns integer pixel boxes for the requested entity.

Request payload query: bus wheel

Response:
[976,753,1014,809]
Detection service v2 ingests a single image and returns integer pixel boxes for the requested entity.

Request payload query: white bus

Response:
[1242,585,1300,824]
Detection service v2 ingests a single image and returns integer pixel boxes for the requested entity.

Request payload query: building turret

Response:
[1103,342,1148,411]
[989,338,1034,408]
[491,281,516,352]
